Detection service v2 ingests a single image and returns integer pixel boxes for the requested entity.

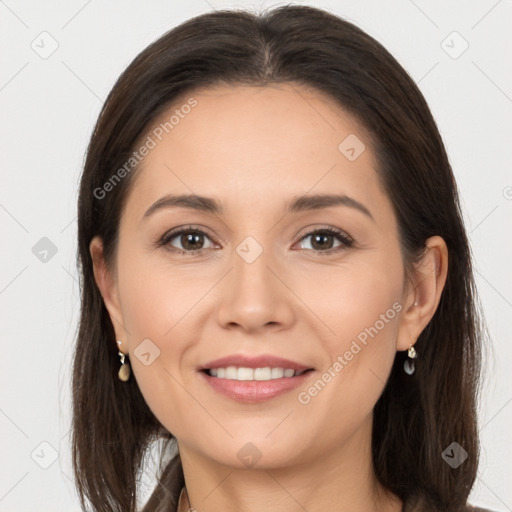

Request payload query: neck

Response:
[178,414,402,512]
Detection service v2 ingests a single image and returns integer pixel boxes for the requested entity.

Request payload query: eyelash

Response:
[157,225,354,256]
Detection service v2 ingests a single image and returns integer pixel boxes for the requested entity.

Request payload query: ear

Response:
[89,235,129,349]
[396,235,449,351]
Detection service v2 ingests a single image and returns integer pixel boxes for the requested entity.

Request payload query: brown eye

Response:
[296,227,353,253]
[158,225,353,256]
[160,227,215,254]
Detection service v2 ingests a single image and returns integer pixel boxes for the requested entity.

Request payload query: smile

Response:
[198,367,315,403]
[206,366,310,380]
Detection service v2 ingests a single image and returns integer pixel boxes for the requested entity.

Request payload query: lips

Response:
[199,354,313,372]
[197,353,315,403]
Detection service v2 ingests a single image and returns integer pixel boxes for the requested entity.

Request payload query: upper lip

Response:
[200,354,314,372]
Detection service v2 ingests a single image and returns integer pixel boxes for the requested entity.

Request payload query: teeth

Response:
[207,366,305,381]
[237,367,253,381]
[226,366,238,379]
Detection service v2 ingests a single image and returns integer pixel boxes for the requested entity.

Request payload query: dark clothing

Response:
[403,494,497,512]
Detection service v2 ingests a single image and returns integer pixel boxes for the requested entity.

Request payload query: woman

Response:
[72,5,494,511]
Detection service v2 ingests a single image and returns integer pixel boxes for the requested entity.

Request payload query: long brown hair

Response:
[73,5,486,511]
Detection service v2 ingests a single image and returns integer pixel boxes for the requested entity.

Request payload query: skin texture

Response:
[90,83,448,512]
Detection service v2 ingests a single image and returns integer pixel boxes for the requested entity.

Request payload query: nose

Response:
[215,241,296,333]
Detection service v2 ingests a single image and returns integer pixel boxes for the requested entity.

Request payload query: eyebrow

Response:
[141,193,375,222]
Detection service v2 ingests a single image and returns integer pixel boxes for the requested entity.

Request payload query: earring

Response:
[403,344,417,375]
[117,340,131,382]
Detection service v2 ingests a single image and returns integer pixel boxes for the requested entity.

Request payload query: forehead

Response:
[123,82,387,222]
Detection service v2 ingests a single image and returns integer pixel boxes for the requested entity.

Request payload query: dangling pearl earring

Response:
[403,344,417,375]
[117,340,131,382]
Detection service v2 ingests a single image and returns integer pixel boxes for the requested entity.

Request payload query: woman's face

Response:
[94,83,419,470]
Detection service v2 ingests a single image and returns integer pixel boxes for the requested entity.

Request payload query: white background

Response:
[1,0,511,510]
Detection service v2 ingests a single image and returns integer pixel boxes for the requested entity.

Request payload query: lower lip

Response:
[198,370,315,403]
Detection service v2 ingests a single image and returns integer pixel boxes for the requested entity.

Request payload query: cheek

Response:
[331,261,402,374]
[296,255,402,419]
[293,250,403,346]
[333,272,402,347]
[115,255,199,426]
[296,304,400,454]
[118,250,208,338]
